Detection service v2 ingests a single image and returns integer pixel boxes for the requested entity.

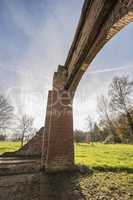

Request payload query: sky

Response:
[0,0,133,131]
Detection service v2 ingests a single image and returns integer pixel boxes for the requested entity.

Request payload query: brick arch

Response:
[65,0,133,93]
[42,0,133,172]
[82,7,133,73]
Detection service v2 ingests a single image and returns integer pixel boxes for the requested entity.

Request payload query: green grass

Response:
[0,141,21,154]
[75,143,133,172]
[0,142,133,172]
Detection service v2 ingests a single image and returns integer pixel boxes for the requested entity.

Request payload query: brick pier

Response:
[43,66,74,172]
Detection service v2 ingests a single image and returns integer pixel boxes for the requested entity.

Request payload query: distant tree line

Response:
[74,76,133,144]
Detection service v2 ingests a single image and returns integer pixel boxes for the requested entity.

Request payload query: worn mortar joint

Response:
[53,65,68,90]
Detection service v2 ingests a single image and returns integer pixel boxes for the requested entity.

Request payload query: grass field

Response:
[0,142,133,199]
[0,141,21,154]
[75,143,133,171]
[0,142,133,171]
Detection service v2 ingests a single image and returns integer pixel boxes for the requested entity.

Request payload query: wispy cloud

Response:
[0,0,83,128]
[0,1,133,130]
[89,65,133,74]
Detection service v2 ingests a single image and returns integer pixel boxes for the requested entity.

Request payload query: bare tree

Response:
[97,94,118,143]
[109,76,133,136]
[86,115,94,144]
[97,95,113,129]
[16,114,34,147]
[0,95,14,132]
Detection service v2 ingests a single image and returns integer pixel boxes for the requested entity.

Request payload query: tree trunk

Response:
[21,131,25,147]
[126,112,133,136]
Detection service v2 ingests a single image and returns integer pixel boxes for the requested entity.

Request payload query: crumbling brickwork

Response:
[3,127,44,157]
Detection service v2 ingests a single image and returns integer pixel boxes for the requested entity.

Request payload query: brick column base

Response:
[44,90,74,173]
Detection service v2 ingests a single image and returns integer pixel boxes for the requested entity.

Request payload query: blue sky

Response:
[0,0,133,130]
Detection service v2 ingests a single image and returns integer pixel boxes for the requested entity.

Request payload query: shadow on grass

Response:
[0,170,89,200]
[77,164,133,174]
[40,171,86,200]
[93,166,133,173]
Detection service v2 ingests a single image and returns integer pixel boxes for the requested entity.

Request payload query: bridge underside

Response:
[2,0,133,172]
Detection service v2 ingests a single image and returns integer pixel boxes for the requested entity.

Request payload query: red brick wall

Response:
[45,90,74,172]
